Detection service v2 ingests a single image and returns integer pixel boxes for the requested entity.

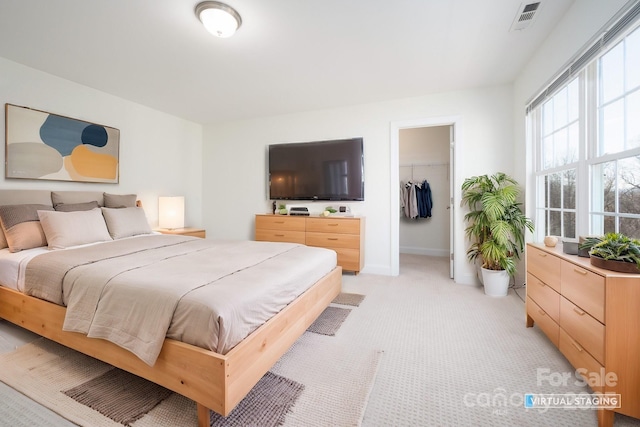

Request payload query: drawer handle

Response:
[275,234,285,237]
[572,307,586,316]
[328,223,339,226]
[537,281,546,288]
[327,238,339,241]
[571,340,584,352]
[538,252,547,257]
[538,309,546,316]
[573,268,587,276]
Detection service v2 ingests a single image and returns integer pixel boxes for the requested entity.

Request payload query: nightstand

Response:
[155,227,206,238]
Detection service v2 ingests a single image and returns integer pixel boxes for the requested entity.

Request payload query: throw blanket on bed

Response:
[24,235,302,365]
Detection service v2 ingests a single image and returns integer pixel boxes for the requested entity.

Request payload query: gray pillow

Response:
[51,191,103,207]
[104,193,137,208]
[101,207,152,239]
[54,201,101,212]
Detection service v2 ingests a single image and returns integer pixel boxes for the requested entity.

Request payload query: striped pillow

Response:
[0,204,54,252]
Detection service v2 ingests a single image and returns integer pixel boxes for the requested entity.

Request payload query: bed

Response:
[0,190,342,427]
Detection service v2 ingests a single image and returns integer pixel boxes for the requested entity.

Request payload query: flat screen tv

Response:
[268,137,364,201]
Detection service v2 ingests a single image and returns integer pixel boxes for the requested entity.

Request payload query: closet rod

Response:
[400,162,450,181]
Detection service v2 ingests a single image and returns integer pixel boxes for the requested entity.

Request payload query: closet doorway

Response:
[390,117,458,279]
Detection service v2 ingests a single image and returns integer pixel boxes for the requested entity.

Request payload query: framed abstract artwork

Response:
[5,104,120,183]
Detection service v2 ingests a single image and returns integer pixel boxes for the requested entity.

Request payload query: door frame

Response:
[390,115,462,278]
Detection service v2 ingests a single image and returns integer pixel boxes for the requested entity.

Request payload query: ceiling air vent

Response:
[510,2,542,32]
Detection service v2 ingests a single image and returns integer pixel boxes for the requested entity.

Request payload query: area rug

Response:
[63,367,173,425]
[332,292,366,306]
[0,333,382,427]
[306,306,351,336]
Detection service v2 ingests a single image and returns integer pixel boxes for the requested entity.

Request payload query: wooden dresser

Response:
[255,214,364,274]
[526,243,640,426]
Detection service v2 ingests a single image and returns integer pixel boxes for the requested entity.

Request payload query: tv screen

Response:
[268,137,364,201]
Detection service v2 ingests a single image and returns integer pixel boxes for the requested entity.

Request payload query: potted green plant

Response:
[578,233,640,273]
[461,172,534,296]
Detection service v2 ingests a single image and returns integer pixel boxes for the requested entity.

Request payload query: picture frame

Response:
[5,104,120,183]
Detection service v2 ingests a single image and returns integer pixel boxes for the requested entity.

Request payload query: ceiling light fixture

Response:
[195,1,242,38]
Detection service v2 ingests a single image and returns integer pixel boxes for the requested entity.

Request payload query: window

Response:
[534,78,580,240]
[529,13,640,241]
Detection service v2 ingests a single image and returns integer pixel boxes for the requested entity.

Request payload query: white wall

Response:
[0,57,203,227]
[512,0,631,285]
[399,126,449,256]
[202,84,514,281]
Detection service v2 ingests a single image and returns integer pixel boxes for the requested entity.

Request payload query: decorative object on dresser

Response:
[525,243,640,427]
[5,104,120,183]
[543,236,558,247]
[155,227,206,238]
[579,233,640,273]
[255,214,365,274]
[461,172,534,297]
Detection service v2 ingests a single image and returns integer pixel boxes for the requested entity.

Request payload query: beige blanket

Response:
[25,235,331,366]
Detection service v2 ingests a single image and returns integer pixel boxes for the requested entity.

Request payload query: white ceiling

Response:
[0,0,574,124]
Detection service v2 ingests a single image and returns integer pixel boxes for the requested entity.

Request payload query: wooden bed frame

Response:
[0,189,342,426]
[0,266,341,426]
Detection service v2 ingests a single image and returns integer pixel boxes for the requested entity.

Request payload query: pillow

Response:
[101,207,152,239]
[0,228,7,250]
[54,200,101,212]
[0,204,54,252]
[38,208,112,249]
[51,191,103,207]
[104,193,137,208]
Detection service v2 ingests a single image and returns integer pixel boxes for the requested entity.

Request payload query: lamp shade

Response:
[158,196,185,229]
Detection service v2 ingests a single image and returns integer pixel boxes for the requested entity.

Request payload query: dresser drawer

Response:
[527,296,559,347]
[333,248,361,271]
[559,328,605,393]
[306,217,360,234]
[527,246,561,292]
[560,297,605,365]
[561,261,605,324]
[527,272,560,322]
[306,232,360,249]
[255,229,306,244]
[255,215,306,232]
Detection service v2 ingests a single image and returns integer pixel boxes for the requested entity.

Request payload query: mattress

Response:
[0,247,48,291]
[15,234,337,365]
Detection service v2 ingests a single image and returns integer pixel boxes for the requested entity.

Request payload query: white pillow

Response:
[38,208,112,250]
[101,207,152,239]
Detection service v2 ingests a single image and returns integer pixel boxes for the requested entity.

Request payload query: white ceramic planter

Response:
[481,267,509,297]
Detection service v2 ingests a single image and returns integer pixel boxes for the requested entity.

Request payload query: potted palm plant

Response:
[461,172,534,297]
[579,233,640,273]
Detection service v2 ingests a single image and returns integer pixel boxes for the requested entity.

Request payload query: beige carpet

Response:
[0,328,382,427]
[4,255,640,426]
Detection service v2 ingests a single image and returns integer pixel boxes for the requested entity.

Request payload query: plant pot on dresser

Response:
[525,243,640,427]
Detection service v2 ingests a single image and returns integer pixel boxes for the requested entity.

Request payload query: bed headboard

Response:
[0,190,54,206]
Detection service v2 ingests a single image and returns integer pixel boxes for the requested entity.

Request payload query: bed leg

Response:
[196,403,210,427]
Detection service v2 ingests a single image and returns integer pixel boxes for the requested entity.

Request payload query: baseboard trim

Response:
[399,247,449,257]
